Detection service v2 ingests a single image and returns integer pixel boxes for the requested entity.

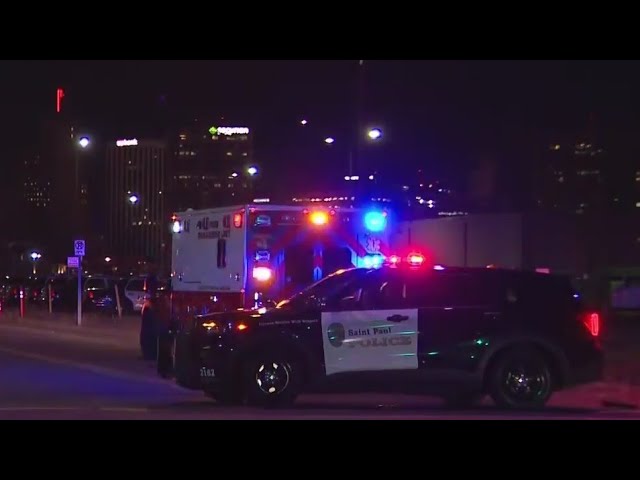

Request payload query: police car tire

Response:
[487,347,554,410]
[243,354,299,408]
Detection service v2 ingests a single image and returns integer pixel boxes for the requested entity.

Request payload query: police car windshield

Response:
[277,268,364,309]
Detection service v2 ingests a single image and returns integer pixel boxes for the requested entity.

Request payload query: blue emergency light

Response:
[363,211,387,232]
[362,254,385,269]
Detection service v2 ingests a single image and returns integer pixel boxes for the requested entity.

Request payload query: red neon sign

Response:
[56,88,64,113]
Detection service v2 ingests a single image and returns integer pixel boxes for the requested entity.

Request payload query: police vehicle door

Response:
[321,270,418,376]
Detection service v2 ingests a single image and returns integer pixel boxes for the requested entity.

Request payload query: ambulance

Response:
[168,203,391,327]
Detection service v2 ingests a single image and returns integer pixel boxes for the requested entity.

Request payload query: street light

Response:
[30,252,41,275]
[128,194,139,204]
[104,256,112,263]
[247,166,258,176]
[367,128,382,140]
[78,137,90,148]
[300,119,308,125]
[324,137,335,145]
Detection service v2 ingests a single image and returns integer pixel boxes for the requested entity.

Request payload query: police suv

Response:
[170,255,603,409]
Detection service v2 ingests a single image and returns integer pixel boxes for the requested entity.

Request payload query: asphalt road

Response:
[1,322,639,419]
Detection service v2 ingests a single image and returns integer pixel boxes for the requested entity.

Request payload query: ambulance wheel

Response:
[243,352,300,408]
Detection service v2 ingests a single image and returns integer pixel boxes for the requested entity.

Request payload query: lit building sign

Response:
[56,88,64,113]
[209,126,250,136]
[116,138,139,147]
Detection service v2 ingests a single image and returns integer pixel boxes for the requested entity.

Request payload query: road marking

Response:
[0,346,185,391]
[99,407,149,413]
[0,406,80,412]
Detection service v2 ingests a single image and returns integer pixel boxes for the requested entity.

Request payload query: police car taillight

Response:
[582,312,601,337]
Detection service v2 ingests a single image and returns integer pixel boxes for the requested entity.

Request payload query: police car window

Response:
[405,273,496,308]
[350,271,404,310]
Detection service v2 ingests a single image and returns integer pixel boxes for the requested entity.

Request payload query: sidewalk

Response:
[0,310,140,348]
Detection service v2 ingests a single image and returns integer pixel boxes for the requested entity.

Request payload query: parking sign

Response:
[74,240,86,257]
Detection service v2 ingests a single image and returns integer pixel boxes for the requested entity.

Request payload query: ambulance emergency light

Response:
[309,211,329,226]
[252,267,273,282]
[363,210,387,232]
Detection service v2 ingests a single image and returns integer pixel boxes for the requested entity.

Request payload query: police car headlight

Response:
[201,321,221,334]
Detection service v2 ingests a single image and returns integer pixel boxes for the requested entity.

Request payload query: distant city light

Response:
[369,175,375,180]
[104,256,112,263]
[324,137,335,145]
[300,119,308,125]
[56,88,64,113]
[344,176,351,181]
[128,194,139,204]
[30,252,42,261]
[231,172,239,178]
[247,166,258,176]
[116,138,138,147]
[78,137,90,148]
[210,126,249,136]
[367,128,382,140]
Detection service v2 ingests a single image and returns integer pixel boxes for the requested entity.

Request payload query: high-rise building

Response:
[169,120,256,212]
[536,142,609,214]
[106,138,167,263]
[23,153,51,210]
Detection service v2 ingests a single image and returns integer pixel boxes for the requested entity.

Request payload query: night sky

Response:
[1,60,639,190]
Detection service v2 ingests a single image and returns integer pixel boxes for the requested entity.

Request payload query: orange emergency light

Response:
[309,211,329,226]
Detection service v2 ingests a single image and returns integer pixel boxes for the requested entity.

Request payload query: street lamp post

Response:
[75,137,90,238]
[30,252,41,275]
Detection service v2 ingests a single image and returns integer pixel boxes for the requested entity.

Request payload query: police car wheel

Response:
[487,347,553,410]
[244,355,298,408]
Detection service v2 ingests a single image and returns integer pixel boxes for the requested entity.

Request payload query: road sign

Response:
[74,240,86,257]
[67,256,79,268]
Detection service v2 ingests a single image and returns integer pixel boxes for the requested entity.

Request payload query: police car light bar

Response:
[407,253,425,266]
[385,253,426,268]
[362,254,385,269]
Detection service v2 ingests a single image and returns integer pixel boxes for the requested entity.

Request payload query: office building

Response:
[106,138,167,263]
[170,119,256,212]
[536,141,609,214]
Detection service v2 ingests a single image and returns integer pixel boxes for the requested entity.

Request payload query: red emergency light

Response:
[407,253,425,266]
